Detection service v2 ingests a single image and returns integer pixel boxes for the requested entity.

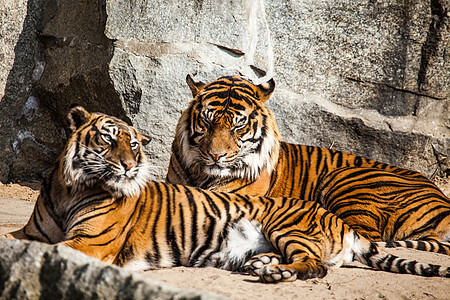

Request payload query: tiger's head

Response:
[63,106,151,197]
[175,75,280,181]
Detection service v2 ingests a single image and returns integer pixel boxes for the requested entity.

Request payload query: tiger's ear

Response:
[138,132,151,146]
[68,105,91,132]
[255,78,275,102]
[186,74,206,97]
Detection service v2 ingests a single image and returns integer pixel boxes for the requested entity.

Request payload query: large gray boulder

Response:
[0,239,224,299]
[0,0,448,183]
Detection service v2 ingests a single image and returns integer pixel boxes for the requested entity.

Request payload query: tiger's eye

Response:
[101,134,113,143]
[130,141,139,150]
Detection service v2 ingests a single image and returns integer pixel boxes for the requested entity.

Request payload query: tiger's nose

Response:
[122,160,137,171]
[209,151,226,162]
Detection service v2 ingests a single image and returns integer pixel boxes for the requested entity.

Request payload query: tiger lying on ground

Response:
[5,106,449,281]
[166,75,450,248]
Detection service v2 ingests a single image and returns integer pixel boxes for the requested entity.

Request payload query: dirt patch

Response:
[0,181,40,202]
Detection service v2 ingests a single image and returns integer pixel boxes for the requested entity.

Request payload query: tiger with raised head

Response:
[5,106,449,281]
[166,75,450,248]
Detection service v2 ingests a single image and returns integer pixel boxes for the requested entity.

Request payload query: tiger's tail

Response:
[375,241,450,255]
[354,237,449,277]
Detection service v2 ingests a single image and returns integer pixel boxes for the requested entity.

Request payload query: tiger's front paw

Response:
[244,253,282,276]
[258,265,298,283]
[244,253,297,283]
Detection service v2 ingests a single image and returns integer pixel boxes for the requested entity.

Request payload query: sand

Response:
[1,182,449,300]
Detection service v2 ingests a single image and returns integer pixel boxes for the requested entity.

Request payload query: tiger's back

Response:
[167,74,450,244]
[264,142,426,200]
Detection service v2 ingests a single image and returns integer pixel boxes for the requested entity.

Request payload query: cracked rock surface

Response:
[0,239,224,300]
[0,0,449,183]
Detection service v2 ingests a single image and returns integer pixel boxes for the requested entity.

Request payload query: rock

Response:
[0,239,224,299]
[0,0,45,182]
[0,0,448,183]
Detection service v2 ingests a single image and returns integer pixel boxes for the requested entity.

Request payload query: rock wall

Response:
[0,239,224,299]
[0,0,449,183]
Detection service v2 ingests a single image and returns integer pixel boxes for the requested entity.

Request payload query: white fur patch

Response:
[210,219,273,270]
[123,259,152,271]
[105,162,152,198]
[324,232,358,268]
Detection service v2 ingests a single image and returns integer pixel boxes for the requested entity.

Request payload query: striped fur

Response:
[5,107,449,281]
[374,241,450,255]
[317,167,450,246]
[167,75,450,246]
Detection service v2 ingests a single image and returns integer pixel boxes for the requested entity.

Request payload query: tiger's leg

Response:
[317,190,385,241]
[58,239,118,264]
[318,193,385,241]
[2,229,27,240]
[2,195,64,243]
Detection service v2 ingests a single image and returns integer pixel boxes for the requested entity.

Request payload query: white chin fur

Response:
[106,179,144,198]
[204,166,232,177]
[106,164,151,197]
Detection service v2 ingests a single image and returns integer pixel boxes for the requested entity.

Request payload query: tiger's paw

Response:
[244,253,297,283]
[244,253,282,276]
[258,265,298,283]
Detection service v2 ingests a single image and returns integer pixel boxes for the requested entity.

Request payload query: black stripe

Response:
[150,183,164,265]
[41,166,65,230]
[66,192,112,223]
[179,202,186,252]
[91,197,141,247]
[395,258,407,273]
[68,205,118,232]
[190,202,218,266]
[406,261,417,275]
[184,187,198,261]
[69,222,116,240]
[33,204,52,243]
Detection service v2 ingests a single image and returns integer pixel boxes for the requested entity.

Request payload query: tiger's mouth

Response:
[105,164,145,184]
[107,173,137,184]
[102,164,151,197]
[197,149,249,177]
[204,165,233,177]
[202,159,247,178]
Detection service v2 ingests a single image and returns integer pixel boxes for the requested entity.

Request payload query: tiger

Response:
[5,106,449,281]
[166,74,450,247]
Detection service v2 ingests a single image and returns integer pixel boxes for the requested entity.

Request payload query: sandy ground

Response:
[1,181,449,300]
